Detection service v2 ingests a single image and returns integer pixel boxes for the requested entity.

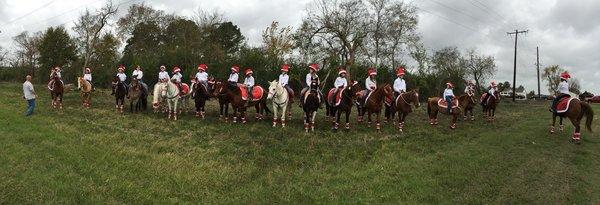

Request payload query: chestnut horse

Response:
[326,81,361,131]
[459,94,477,121]
[77,77,92,108]
[246,85,271,121]
[48,74,63,109]
[481,90,500,121]
[394,89,420,132]
[550,98,594,143]
[212,81,231,121]
[212,81,248,123]
[357,84,394,131]
[427,96,461,129]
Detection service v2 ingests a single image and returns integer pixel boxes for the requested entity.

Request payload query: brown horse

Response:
[394,89,420,132]
[550,98,594,143]
[113,76,127,114]
[481,91,500,121]
[211,81,231,121]
[357,84,394,131]
[77,77,92,108]
[128,78,147,113]
[192,81,211,119]
[212,81,248,123]
[427,96,461,129]
[458,94,477,121]
[48,74,63,109]
[246,85,271,121]
[326,81,361,131]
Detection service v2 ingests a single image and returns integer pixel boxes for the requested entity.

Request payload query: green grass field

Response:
[1,82,599,204]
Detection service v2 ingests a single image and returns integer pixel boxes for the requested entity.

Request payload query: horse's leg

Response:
[367,110,372,128]
[272,103,278,127]
[311,111,317,132]
[287,103,292,121]
[434,109,439,125]
[570,116,582,142]
[281,103,287,128]
[344,110,351,131]
[551,114,557,134]
[334,109,341,131]
[450,113,457,129]
[397,111,404,131]
[304,111,310,132]
[375,111,381,132]
[559,117,564,131]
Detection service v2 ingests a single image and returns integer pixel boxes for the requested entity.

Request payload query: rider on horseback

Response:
[244,68,255,101]
[83,67,95,91]
[464,80,476,96]
[112,65,128,95]
[228,65,240,89]
[393,67,407,98]
[172,66,183,95]
[132,65,148,94]
[332,68,349,103]
[480,81,498,106]
[300,64,321,107]
[279,64,294,103]
[360,68,377,107]
[444,82,455,114]
[195,64,209,88]
[551,71,571,114]
[158,65,170,83]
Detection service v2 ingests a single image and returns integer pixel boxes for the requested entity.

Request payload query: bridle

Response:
[270,84,288,106]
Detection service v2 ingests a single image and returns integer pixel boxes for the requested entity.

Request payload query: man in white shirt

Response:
[244,68,255,100]
[158,65,170,83]
[23,75,37,116]
[393,67,407,95]
[279,64,294,102]
[551,71,571,113]
[443,82,455,114]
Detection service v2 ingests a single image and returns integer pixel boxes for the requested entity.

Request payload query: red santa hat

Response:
[367,68,377,76]
[231,65,240,73]
[560,71,571,80]
[446,82,454,88]
[490,81,497,87]
[173,66,181,73]
[308,63,319,72]
[281,64,290,72]
[396,66,406,76]
[160,65,166,70]
[198,64,208,72]
[85,67,91,73]
[338,67,347,75]
[117,65,125,72]
[54,66,61,71]
[245,68,253,75]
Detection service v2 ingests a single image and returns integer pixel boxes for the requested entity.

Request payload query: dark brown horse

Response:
[459,94,477,121]
[357,84,394,131]
[48,74,63,109]
[427,96,461,129]
[326,81,361,131]
[550,98,594,143]
[246,85,271,121]
[481,91,500,121]
[128,78,147,113]
[212,81,248,123]
[192,81,210,119]
[302,80,322,132]
[394,89,420,132]
[211,81,231,121]
[113,76,127,114]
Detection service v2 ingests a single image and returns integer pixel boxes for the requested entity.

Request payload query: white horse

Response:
[152,81,180,120]
[267,80,291,127]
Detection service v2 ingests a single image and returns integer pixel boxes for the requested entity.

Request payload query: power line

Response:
[416,7,478,32]
[507,29,528,102]
[0,0,57,27]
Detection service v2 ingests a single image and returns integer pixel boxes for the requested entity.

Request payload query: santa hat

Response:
[338,67,347,75]
[308,64,319,72]
[490,81,497,87]
[446,82,454,88]
[117,65,125,72]
[367,68,377,76]
[468,80,474,85]
[85,67,91,73]
[396,67,406,76]
[198,64,208,72]
[173,66,181,73]
[245,68,253,75]
[54,66,61,71]
[231,65,240,73]
[281,64,290,72]
[560,71,571,80]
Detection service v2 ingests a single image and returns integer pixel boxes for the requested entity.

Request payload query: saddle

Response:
[328,88,344,106]
[555,96,573,113]
[480,93,496,105]
[437,98,459,109]
[179,83,190,96]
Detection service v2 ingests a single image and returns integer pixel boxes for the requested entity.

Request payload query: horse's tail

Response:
[581,101,594,132]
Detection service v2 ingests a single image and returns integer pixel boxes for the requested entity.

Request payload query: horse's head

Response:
[382,84,394,99]
[411,89,421,108]
[211,81,224,97]
[310,80,319,91]
[267,80,279,100]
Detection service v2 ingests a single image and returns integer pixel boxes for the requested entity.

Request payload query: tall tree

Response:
[92,33,120,87]
[122,22,163,83]
[162,19,203,74]
[542,65,580,95]
[430,47,466,92]
[72,1,117,72]
[262,21,294,62]
[116,3,175,39]
[463,49,497,94]
[37,26,77,75]
[0,46,8,66]
[13,31,41,77]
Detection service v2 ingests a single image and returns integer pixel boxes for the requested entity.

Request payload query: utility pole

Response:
[507,29,528,102]
[536,46,541,100]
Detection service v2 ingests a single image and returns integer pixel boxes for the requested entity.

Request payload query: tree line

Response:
[0,0,574,98]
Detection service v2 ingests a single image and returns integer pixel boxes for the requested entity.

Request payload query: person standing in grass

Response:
[23,75,37,117]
